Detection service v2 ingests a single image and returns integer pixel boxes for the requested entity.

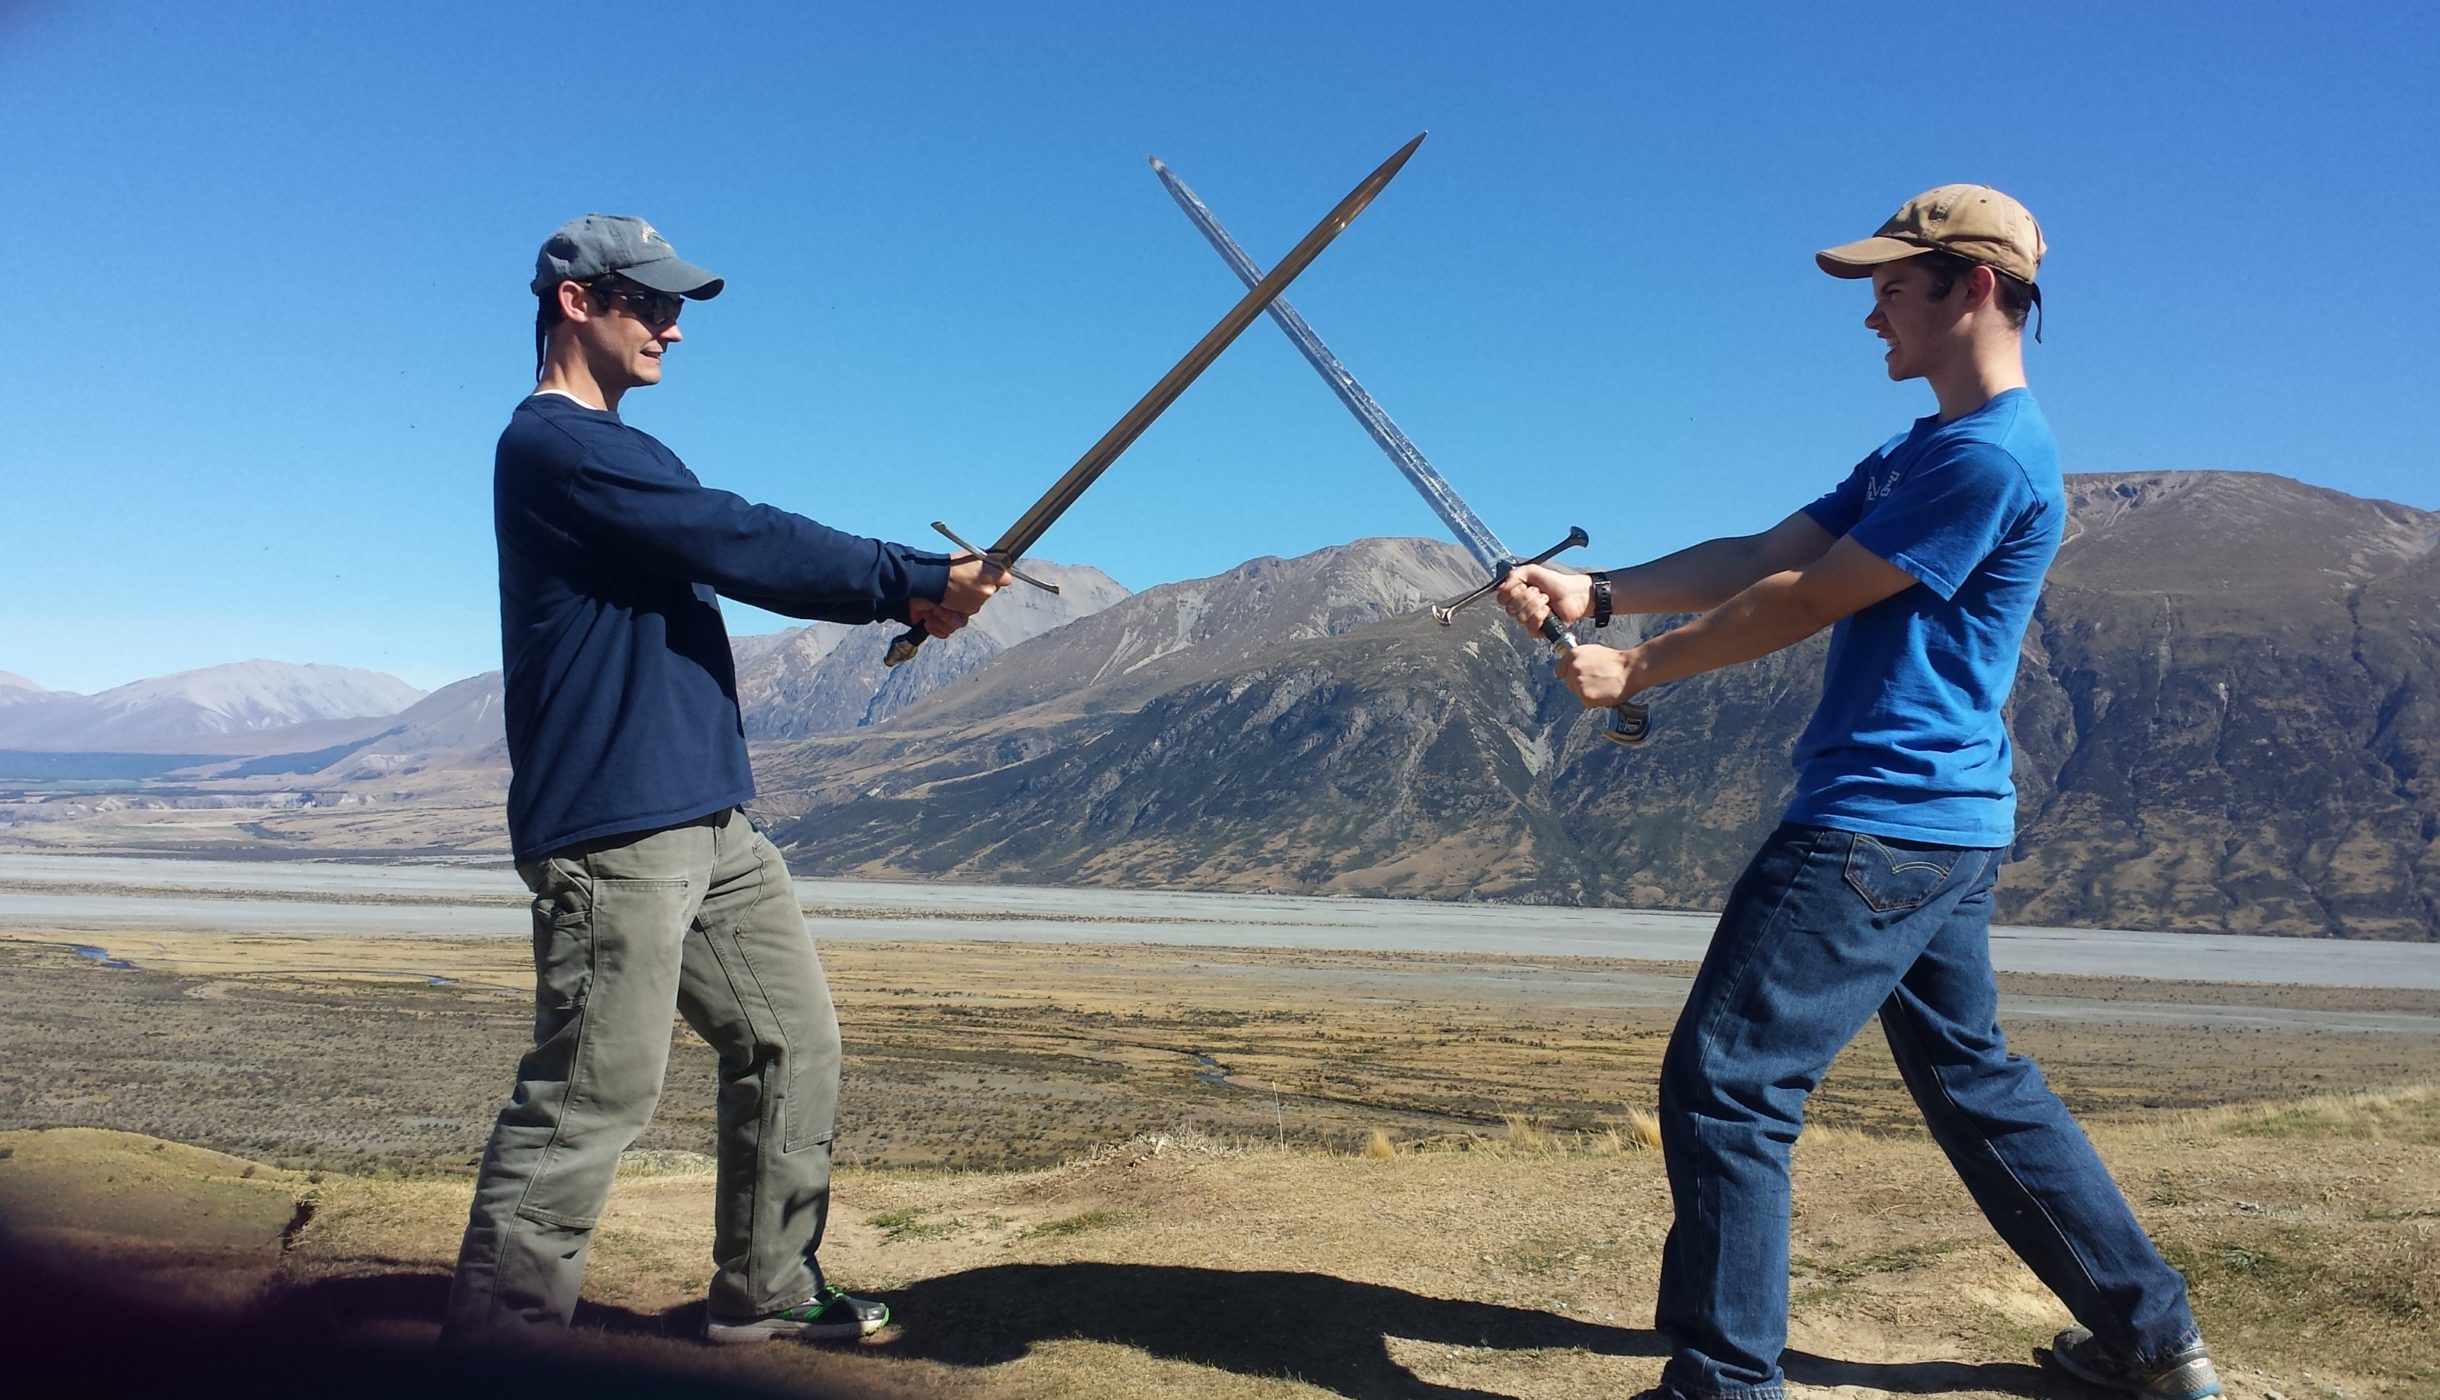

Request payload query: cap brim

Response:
[621,256,725,299]
[1814,235,1929,279]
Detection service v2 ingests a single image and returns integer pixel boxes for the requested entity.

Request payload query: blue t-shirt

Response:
[1787,388,2062,847]
[494,393,951,864]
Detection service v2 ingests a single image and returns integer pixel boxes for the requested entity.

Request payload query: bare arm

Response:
[1612,509,1839,614]
[1504,509,1837,625]
[1620,536,1917,695]
[1513,534,1919,709]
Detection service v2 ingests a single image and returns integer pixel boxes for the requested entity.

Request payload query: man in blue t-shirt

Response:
[444,215,1006,1348]
[1498,188,2218,1400]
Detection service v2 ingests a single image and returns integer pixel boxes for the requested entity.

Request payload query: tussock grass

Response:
[2156,1081,2438,1140]
[1393,1112,1665,1158]
[1501,1114,1558,1153]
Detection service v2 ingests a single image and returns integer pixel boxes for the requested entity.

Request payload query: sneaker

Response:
[2040,1327,2221,1398]
[704,1285,890,1345]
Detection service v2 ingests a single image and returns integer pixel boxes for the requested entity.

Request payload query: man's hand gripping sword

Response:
[884,133,1427,667]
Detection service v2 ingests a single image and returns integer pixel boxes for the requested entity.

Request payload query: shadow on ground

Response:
[11,1237,2072,1400]
[260,1259,2071,1400]
[0,1232,824,1400]
[859,1262,2066,1400]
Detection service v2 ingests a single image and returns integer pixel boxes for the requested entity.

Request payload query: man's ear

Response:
[555,279,598,322]
[1961,263,1998,311]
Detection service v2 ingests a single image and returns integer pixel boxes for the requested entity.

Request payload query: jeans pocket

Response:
[1842,833,1963,913]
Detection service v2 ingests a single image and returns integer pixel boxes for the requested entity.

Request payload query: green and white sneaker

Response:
[704,1285,890,1345]
[2040,1327,2221,1398]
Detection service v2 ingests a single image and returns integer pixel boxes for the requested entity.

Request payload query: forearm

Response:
[1606,536,1776,613]
[1607,511,1835,615]
[1629,570,1842,690]
[720,535,952,624]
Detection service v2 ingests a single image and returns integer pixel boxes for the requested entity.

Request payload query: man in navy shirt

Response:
[1499,188,2218,1400]
[444,214,1005,1347]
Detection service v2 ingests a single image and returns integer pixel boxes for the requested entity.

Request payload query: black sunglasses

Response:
[585,280,683,329]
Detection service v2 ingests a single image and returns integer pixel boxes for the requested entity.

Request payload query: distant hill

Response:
[753,474,2439,939]
[0,662,424,753]
[312,672,508,796]
[0,672,57,703]
[738,557,1127,740]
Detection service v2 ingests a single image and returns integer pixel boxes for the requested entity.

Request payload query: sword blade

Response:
[1150,154,1512,579]
[985,132,1426,562]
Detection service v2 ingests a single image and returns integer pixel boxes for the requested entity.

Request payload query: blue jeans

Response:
[1655,824,2198,1400]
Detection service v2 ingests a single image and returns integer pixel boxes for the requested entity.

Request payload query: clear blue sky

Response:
[6,2,2433,696]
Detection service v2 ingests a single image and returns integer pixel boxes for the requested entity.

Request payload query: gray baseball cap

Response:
[531,214,724,299]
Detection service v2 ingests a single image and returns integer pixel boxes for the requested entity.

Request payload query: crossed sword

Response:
[884,133,1646,748]
[1151,159,1650,746]
[884,133,1425,667]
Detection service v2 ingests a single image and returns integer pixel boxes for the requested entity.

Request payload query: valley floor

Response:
[2,929,2436,1397]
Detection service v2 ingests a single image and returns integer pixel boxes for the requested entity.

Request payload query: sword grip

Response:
[1544,619,1651,746]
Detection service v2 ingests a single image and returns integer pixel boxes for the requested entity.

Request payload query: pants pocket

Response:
[522,858,594,1030]
[1842,832,1963,913]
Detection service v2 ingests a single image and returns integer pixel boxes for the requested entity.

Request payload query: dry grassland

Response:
[6,929,2435,1175]
[2,926,2437,1396]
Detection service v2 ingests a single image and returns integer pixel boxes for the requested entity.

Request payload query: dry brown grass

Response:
[8,1089,2439,1397]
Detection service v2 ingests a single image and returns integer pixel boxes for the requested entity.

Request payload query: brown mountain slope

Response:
[760,471,2439,938]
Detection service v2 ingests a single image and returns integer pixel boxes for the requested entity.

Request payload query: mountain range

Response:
[0,662,424,754]
[744,474,2437,940]
[4,471,2432,939]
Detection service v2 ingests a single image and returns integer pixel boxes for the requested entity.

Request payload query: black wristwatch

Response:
[1589,572,1613,629]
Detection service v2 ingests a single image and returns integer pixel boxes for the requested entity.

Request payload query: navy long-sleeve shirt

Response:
[494,392,950,864]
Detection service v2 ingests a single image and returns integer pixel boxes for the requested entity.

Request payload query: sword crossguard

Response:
[881,520,1070,670]
[929,521,1061,594]
[1431,526,1589,625]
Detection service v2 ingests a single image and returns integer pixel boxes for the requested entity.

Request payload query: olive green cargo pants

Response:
[442,807,842,1339]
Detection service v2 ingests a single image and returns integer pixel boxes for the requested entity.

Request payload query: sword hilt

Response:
[882,521,1066,669]
[1543,618,1651,746]
[1431,526,1588,624]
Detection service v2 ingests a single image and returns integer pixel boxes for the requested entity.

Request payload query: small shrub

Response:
[868,1207,965,1242]
[1025,1209,1136,1238]
[2151,1171,2193,1207]
[1362,1129,1395,1159]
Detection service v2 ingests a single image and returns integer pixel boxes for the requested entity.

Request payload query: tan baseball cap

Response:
[1816,184,2045,283]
